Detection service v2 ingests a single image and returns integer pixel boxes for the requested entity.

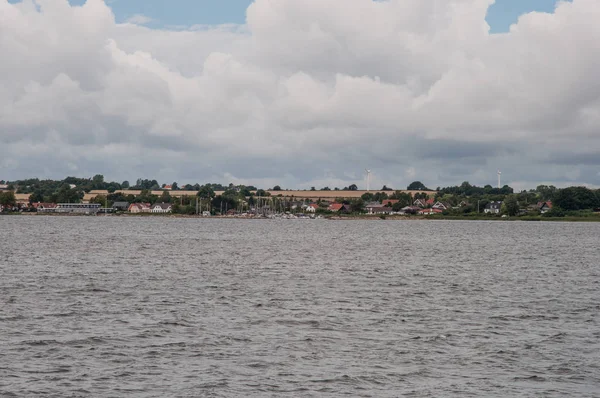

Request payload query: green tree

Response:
[197,185,216,199]
[272,185,282,191]
[536,185,557,201]
[414,192,428,200]
[407,181,429,191]
[92,174,105,189]
[503,195,520,216]
[390,191,412,207]
[350,199,365,213]
[54,186,83,203]
[121,181,130,189]
[554,186,599,211]
[373,192,389,202]
[361,192,374,202]
[0,191,16,207]
[348,184,358,191]
[91,195,111,208]
[160,191,172,203]
[29,190,44,203]
[255,189,270,197]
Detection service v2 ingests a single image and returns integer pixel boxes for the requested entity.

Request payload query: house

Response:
[400,206,420,214]
[128,203,152,213]
[365,203,381,214]
[32,202,58,212]
[367,206,394,215]
[328,203,344,212]
[330,204,352,213]
[538,201,553,214]
[432,201,451,210]
[484,201,503,214]
[341,204,352,213]
[419,208,443,215]
[413,198,433,208]
[412,198,426,208]
[0,184,8,191]
[112,201,130,211]
[305,203,318,213]
[151,203,172,213]
[163,185,173,190]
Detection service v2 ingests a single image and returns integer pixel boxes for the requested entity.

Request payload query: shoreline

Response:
[6,212,600,222]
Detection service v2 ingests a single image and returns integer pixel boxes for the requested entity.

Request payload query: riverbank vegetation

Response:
[1,176,599,220]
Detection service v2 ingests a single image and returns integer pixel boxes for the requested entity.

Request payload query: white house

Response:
[432,201,451,210]
[305,203,318,213]
[484,201,503,214]
[151,203,172,213]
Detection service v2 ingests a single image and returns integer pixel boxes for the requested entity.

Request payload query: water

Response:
[1,216,599,397]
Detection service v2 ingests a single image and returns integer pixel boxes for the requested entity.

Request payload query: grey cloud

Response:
[1,0,600,190]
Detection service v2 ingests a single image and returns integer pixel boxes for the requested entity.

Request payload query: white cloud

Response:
[125,14,153,25]
[1,0,600,189]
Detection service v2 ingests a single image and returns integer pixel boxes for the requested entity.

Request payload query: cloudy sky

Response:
[1,0,598,191]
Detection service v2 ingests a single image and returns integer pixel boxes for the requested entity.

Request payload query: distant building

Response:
[0,184,9,191]
[367,206,394,215]
[419,208,443,215]
[328,203,344,212]
[400,206,421,214]
[128,203,151,213]
[112,201,130,211]
[484,201,503,214]
[432,201,451,210]
[305,203,318,213]
[151,203,172,213]
[33,203,58,212]
[55,203,101,214]
[412,198,433,208]
[538,201,553,214]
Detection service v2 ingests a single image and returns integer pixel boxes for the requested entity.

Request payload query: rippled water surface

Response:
[1,216,599,397]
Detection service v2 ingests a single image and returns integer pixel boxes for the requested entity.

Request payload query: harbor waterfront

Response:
[1,217,598,397]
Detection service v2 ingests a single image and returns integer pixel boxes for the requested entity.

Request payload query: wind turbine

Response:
[497,170,501,189]
[365,169,372,192]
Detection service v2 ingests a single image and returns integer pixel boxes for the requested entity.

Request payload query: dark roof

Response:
[485,201,503,209]
[113,201,129,208]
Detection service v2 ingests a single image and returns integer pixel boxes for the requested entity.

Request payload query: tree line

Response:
[2,176,600,217]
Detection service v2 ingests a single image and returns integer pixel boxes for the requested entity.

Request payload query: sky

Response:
[14,0,567,33]
[1,0,596,191]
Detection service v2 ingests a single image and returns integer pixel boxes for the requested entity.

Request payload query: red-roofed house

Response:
[538,201,553,214]
[32,203,58,212]
[419,208,443,215]
[329,203,344,212]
